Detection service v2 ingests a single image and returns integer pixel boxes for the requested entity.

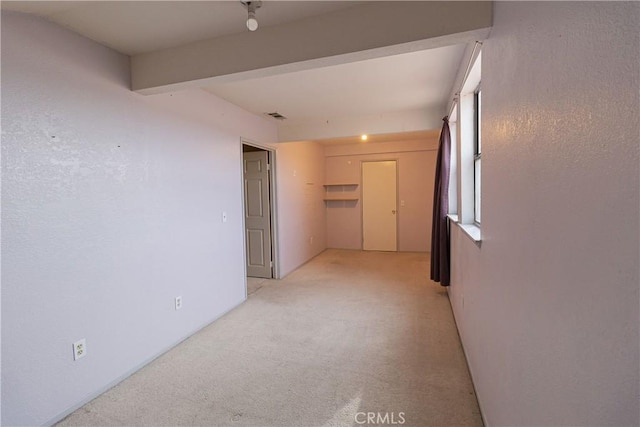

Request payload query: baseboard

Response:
[42,297,247,427]
[445,288,490,427]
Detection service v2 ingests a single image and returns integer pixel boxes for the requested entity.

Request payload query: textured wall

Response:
[274,141,327,277]
[1,12,276,426]
[449,2,639,425]
[325,139,438,252]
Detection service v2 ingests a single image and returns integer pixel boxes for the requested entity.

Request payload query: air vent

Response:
[266,112,287,120]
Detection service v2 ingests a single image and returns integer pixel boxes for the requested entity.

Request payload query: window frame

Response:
[473,86,481,225]
[447,44,482,244]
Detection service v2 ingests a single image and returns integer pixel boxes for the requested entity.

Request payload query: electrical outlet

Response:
[309,236,314,245]
[222,212,227,223]
[175,296,183,311]
[73,339,87,361]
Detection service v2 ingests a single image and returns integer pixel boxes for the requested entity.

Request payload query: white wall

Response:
[324,139,439,252]
[1,12,277,426]
[449,2,639,426]
[273,141,327,277]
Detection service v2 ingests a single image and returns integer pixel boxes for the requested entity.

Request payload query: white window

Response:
[474,88,481,224]
[448,44,481,243]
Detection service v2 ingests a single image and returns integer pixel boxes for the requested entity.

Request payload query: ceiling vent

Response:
[266,112,287,120]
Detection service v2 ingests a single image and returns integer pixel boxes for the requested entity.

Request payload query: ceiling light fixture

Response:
[241,1,262,32]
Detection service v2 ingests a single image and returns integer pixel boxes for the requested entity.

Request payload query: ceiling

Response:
[205,44,465,122]
[2,1,467,143]
[2,1,364,55]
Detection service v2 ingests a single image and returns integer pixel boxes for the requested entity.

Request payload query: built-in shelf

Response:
[323,183,359,203]
[323,196,359,201]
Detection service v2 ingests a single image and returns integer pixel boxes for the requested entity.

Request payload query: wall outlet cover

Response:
[175,296,183,310]
[73,339,87,361]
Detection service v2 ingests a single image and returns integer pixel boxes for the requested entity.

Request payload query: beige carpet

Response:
[247,277,271,296]
[58,250,483,427]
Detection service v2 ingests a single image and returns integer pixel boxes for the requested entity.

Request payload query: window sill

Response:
[447,214,482,247]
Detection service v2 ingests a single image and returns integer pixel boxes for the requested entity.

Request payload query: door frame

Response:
[240,138,280,289]
[360,159,400,251]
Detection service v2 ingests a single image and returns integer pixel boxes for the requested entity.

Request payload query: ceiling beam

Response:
[132,1,492,94]
[277,107,444,143]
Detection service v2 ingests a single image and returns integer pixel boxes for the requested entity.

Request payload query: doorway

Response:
[362,160,398,251]
[242,143,276,279]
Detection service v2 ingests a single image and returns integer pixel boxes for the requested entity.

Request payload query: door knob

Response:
[392,210,396,214]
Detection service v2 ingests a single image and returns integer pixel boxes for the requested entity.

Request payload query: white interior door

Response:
[362,160,397,251]
[243,150,273,278]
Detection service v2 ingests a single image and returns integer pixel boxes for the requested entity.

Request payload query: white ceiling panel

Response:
[205,44,466,121]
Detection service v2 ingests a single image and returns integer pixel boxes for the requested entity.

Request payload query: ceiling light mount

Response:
[241,1,262,32]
